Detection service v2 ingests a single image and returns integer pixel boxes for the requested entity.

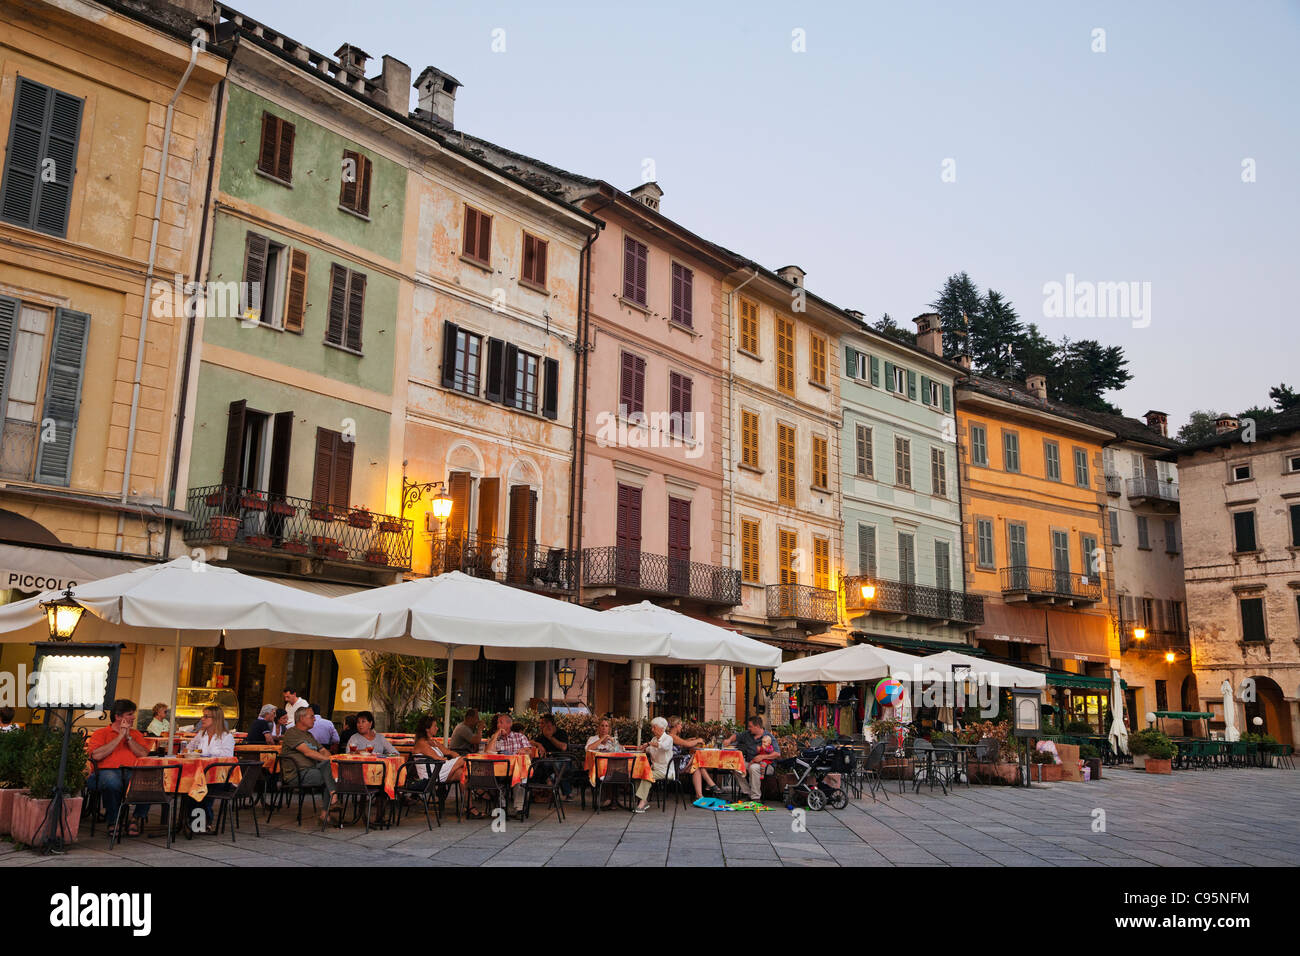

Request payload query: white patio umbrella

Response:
[1221,679,1240,741]
[0,556,384,754]
[600,602,780,667]
[773,642,927,684]
[918,650,1047,688]
[1108,669,1128,755]
[336,572,673,741]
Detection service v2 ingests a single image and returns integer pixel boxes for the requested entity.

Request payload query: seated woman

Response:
[666,715,718,799]
[410,715,463,786]
[346,711,398,756]
[181,706,235,833]
[584,717,624,753]
[145,703,170,737]
[339,714,359,752]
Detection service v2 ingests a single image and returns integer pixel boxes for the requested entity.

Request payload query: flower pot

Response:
[348,512,373,529]
[245,534,273,549]
[0,787,28,836]
[207,516,238,543]
[1033,762,1062,782]
[320,546,347,562]
[1132,753,1147,770]
[364,550,389,566]
[311,536,338,551]
[204,491,223,507]
[240,495,267,511]
[11,793,82,847]
[269,501,296,518]
[378,520,403,534]
[280,540,309,555]
[1144,757,1172,774]
[1085,757,1102,780]
[309,508,334,522]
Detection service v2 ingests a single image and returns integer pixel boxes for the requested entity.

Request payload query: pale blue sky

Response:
[237,0,1299,430]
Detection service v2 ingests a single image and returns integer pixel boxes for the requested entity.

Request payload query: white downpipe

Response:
[116,36,203,550]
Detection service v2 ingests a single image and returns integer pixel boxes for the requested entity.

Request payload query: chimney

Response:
[334,44,371,78]
[956,353,972,371]
[1026,374,1048,400]
[776,265,805,287]
[913,312,943,357]
[629,181,663,211]
[1143,410,1169,437]
[845,309,866,324]
[414,66,463,129]
[1215,414,1240,435]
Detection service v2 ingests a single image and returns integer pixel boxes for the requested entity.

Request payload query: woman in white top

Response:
[634,717,674,812]
[185,706,235,757]
[411,715,463,784]
[347,711,398,756]
[585,717,624,753]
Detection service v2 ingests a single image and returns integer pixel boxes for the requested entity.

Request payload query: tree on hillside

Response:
[872,312,916,346]
[971,290,1022,379]
[1051,339,1132,413]
[1177,410,1227,444]
[1268,383,1298,411]
[930,272,981,358]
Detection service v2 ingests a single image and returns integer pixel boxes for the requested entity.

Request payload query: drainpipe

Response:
[117,35,203,553]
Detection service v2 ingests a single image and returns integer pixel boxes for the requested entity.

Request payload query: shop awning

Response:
[1045,609,1110,663]
[0,541,157,594]
[1048,672,1126,691]
[1154,710,1212,720]
[852,632,986,655]
[973,602,1047,645]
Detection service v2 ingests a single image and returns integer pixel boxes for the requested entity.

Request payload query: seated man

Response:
[245,705,278,744]
[309,711,341,754]
[723,716,781,801]
[533,713,572,799]
[447,709,482,755]
[279,707,339,825]
[85,699,153,837]
[486,713,536,813]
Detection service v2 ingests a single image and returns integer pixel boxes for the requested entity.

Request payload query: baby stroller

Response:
[775,741,853,810]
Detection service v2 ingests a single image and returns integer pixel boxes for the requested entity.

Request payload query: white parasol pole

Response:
[443,644,456,746]
[165,628,181,756]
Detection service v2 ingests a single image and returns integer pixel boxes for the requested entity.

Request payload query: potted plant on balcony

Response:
[378,517,403,534]
[280,537,309,556]
[204,489,224,508]
[207,515,238,543]
[239,490,267,511]
[0,728,34,837]
[364,547,389,566]
[269,498,296,518]
[308,504,334,522]
[348,506,373,529]
[11,730,87,847]
[244,533,273,549]
[318,543,347,562]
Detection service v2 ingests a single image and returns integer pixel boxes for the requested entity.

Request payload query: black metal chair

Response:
[112,763,183,849]
[592,753,635,812]
[265,755,326,826]
[333,759,386,832]
[209,760,263,841]
[968,738,1000,785]
[660,749,696,809]
[523,756,566,822]
[932,738,960,789]
[911,739,947,794]
[464,756,509,818]
[392,756,447,829]
[863,742,889,801]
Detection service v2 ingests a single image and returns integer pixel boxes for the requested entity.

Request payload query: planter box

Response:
[378,520,403,534]
[320,546,347,562]
[364,550,389,566]
[309,508,334,522]
[348,512,373,529]
[207,516,238,543]
[245,535,273,549]
[1132,753,1147,770]
[269,501,297,517]
[0,787,28,836]
[1145,757,1173,774]
[311,536,338,550]
[204,491,224,507]
[280,541,309,555]
[1033,762,1063,782]
[11,793,82,847]
[240,496,267,511]
[970,761,1020,785]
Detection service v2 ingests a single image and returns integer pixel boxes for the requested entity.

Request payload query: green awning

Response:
[1155,710,1212,720]
[853,633,986,655]
[1048,672,1127,691]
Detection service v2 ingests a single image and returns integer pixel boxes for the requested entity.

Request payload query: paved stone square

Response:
[4,767,1298,867]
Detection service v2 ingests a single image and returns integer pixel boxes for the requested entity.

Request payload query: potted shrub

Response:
[204,490,224,507]
[378,518,403,534]
[1031,748,1062,782]
[240,491,268,511]
[311,535,338,552]
[280,538,309,555]
[348,507,373,529]
[1065,720,1096,736]
[320,545,347,562]
[1079,743,1102,780]
[1144,736,1175,774]
[308,505,335,522]
[12,730,88,847]
[1128,728,1164,770]
[207,515,238,543]
[0,728,35,837]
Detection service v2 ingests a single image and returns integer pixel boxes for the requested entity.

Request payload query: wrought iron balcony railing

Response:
[1126,477,1179,505]
[184,484,413,570]
[843,574,985,624]
[1119,628,1190,653]
[582,546,742,607]
[1104,473,1123,496]
[430,532,576,591]
[766,583,838,624]
[999,565,1102,604]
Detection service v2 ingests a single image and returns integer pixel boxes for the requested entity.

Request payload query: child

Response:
[758,734,778,757]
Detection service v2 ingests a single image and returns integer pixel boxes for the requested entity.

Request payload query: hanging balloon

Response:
[875,678,905,708]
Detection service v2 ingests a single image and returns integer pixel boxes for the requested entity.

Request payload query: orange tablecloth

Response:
[234,744,280,772]
[136,756,241,802]
[687,749,746,774]
[584,751,654,787]
[329,754,404,799]
[463,753,531,787]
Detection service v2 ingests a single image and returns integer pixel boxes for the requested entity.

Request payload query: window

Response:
[1002,430,1020,473]
[338,150,372,216]
[1290,503,1300,547]
[895,436,912,487]
[1081,533,1098,579]
[1232,510,1257,553]
[1074,447,1090,488]
[1044,440,1061,481]
[311,427,353,510]
[1155,679,1168,712]
[930,447,947,496]
[1,77,83,237]
[779,529,798,585]
[1240,597,1267,643]
[855,424,873,478]
[623,236,648,305]
[741,410,760,468]
[970,424,988,467]
[1165,518,1180,554]
[892,365,906,393]
[925,379,941,406]
[812,435,828,489]
[898,532,916,584]
[813,537,830,590]
[522,233,548,288]
[858,524,877,576]
[809,333,827,386]
[0,297,89,486]
[440,322,482,395]
[670,262,693,327]
[669,371,693,439]
[740,519,760,583]
[462,205,492,265]
[935,541,951,591]
[1231,462,1252,482]
[511,348,540,414]
[775,315,795,395]
[845,345,868,380]
[1136,515,1150,550]
[1109,509,1120,544]
[241,232,288,328]
[619,351,646,416]
[976,518,995,569]
[256,110,295,183]
[738,297,759,355]
[484,340,559,418]
[777,423,796,505]
[325,264,366,352]
[1287,455,1300,474]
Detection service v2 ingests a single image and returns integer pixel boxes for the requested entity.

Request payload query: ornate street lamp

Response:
[40,589,85,641]
[1164,651,1176,664]
[557,663,576,693]
[756,667,776,695]
[1132,626,1146,642]
[400,471,452,527]
[859,581,876,602]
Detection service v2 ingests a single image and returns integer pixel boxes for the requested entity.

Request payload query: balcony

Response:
[431,532,575,592]
[1119,628,1190,654]
[1126,477,1179,510]
[583,546,741,607]
[766,583,838,628]
[184,484,412,571]
[1105,473,1123,496]
[843,575,984,625]
[999,565,1102,606]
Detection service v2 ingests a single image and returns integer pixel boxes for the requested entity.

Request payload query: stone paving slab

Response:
[4,767,1299,867]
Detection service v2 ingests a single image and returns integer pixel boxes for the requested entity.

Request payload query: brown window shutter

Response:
[258,112,279,176]
[440,320,459,388]
[357,155,372,216]
[284,249,308,332]
[311,428,334,507]
[634,241,647,303]
[541,356,559,420]
[447,471,472,538]
[476,210,491,263]
[623,237,637,300]
[477,476,499,541]
[345,271,365,352]
[620,352,637,412]
[462,206,478,258]
[484,338,504,403]
[339,150,358,210]
[275,118,295,182]
[326,264,347,345]
[522,234,536,284]
[268,410,293,499]
[242,232,269,318]
[534,236,546,286]
[221,399,247,489]
[332,435,353,510]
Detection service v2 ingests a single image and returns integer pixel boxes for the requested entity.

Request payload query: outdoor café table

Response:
[686,748,745,775]
[136,755,241,803]
[461,753,532,789]
[234,743,280,772]
[330,753,404,800]
[584,750,654,788]
[951,743,980,784]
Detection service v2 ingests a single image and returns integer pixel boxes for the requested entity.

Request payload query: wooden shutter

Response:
[326,264,347,345]
[810,334,826,385]
[242,232,269,320]
[668,497,691,563]
[813,537,829,590]
[476,210,491,263]
[344,271,365,352]
[440,321,460,388]
[941,384,952,413]
[907,369,917,400]
[741,410,758,468]
[284,249,308,332]
[331,435,353,510]
[258,112,279,176]
[921,374,932,405]
[777,423,796,505]
[267,410,293,499]
[870,354,880,386]
[779,530,797,584]
[884,360,895,392]
[858,524,876,577]
[311,428,334,506]
[0,296,19,417]
[447,471,471,538]
[542,356,559,420]
[1,78,83,236]
[671,263,693,327]
[221,399,248,490]
[275,118,295,182]
[741,519,759,582]
[844,345,857,379]
[501,343,519,408]
[616,484,642,554]
[477,477,499,541]
[523,233,547,287]
[34,307,90,486]
[509,484,538,547]
[620,352,644,414]
[739,298,758,354]
[484,338,505,403]
[462,206,479,258]
[812,435,827,488]
[339,150,359,211]
[623,237,647,303]
[775,316,794,394]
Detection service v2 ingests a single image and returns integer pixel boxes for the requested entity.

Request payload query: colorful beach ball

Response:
[875,678,905,707]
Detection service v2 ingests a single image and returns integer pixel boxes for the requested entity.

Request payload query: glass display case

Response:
[174,686,240,723]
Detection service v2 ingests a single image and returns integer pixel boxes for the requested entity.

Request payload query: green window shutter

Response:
[844,345,857,378]
[0,295,19,416]
[35,307,90,486]
[884,360,895,392]
[870,355,879,386]
[0,77,83,237]
[907,370,917,400]
[942,384,951,413]
[920,374,931,405]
